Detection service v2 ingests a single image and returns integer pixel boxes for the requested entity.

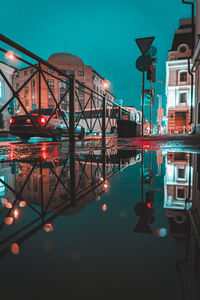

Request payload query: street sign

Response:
[135,37,155,55]
[147,46,157,57]
[136,55,152,72]
[157,108,164,122]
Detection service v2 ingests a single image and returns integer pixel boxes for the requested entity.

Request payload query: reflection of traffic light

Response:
[142,168,153,184]
[147,65,156,82]
[145,191,154,212]
[134,202,155,234]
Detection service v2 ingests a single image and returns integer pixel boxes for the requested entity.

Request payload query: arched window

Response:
[180,72,187,82]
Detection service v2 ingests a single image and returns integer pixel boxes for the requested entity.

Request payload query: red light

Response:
[124,117,128,120]
[147,202,151,209]
[9,118,15,124]
[38,116,46,126]
[31,113,39,116]
[52,114,57,119]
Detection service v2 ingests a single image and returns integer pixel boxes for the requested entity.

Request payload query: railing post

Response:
[102,94,106,147]
[38,62,41,114]
[69,76,75,143]
[69,76,76,205]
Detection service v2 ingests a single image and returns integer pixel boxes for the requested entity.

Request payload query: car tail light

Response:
[124,117,129,120]
[9,118,15,124]
[38,116,46,126]
[52,114,57,119]
[31,113,39,116]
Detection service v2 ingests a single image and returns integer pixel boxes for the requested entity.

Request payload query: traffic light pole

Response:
[142,72,144,136]
[150,79,152,135]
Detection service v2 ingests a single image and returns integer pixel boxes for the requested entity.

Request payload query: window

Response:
[62,70,74,76]
[180,72,187,82]
[47,67,54,74]
[47,79,54,87]
[178,168,185,179]
[31,79,35,87]
[179,93,187,104]
[24,70,28,75]
[16,83,20,90]
[78,71,84,76]
[32,89,35,103]
[177,188,185,199]
[0,81,4,98]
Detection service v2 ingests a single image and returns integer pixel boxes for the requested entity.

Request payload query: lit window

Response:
[78,71,84,76]
[47,79,54,87]
[180,72,187,82]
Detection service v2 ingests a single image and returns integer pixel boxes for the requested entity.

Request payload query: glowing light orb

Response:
[12,208,20,219]
[19,201,26,208]
[43,223,53,232]
[4,217,13,225]
[11,243,20,255]
[5,202,12,209]
[102,204,107,211]
[5,51,15,61]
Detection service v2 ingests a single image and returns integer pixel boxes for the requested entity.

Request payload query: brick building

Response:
[13,53,114,114]
[166,18,195,134]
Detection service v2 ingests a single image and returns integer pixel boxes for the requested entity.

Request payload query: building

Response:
[166,18,194,134]
[191,0,200,133]
[164,152,193,226]
[0,62,15,129]
[12,53,114,114]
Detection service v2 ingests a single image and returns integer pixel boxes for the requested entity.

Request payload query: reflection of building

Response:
[12,53,114,113]
[0,62,15,129]
[166,18,194,134]
[164,152,193,225]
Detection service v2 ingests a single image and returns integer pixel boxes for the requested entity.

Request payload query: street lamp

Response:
[102,80,110,89]
[5,51,15,61]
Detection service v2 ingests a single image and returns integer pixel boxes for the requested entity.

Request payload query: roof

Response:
[48,53,84,65]
[171,18,194,51]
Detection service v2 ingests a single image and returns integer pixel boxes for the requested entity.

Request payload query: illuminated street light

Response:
[5,51,15,61]
[102,80,110,89]
[11,243,20,255]
[13,208,20,219]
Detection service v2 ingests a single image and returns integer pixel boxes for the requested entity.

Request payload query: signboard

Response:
[136,55,152,72]
[157,108,164,122]
[135,37,155,55]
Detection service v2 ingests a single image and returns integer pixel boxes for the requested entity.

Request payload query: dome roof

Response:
[48,53,84,65]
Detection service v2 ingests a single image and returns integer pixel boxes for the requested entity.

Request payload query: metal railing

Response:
[0,34,137,141]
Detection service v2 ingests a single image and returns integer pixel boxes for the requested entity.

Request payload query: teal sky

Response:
[0,0,190,119]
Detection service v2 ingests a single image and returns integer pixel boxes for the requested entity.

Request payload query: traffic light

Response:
[147,65,156,82]
[134,202,155,234]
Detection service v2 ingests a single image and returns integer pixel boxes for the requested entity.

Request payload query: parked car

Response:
[9,108,85,142]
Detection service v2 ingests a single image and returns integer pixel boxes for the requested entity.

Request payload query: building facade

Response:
[12,53,114,114]
[0,62,15,129]
[191,0,200,133]
[166,19,194,134]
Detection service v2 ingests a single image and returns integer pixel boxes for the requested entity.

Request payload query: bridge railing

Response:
[0,34,133,140]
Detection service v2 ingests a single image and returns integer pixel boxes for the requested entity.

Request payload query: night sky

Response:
[0,0,190,120]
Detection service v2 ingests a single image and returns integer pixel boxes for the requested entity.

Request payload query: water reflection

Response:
[0,147,141,257]
[0,146,200,299]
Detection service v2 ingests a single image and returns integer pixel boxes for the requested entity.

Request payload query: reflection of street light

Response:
[5,51,15,61]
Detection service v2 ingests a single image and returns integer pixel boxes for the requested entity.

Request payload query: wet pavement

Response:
[0,138,200,300]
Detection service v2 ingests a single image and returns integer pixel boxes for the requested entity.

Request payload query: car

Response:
[9,108,85,142]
